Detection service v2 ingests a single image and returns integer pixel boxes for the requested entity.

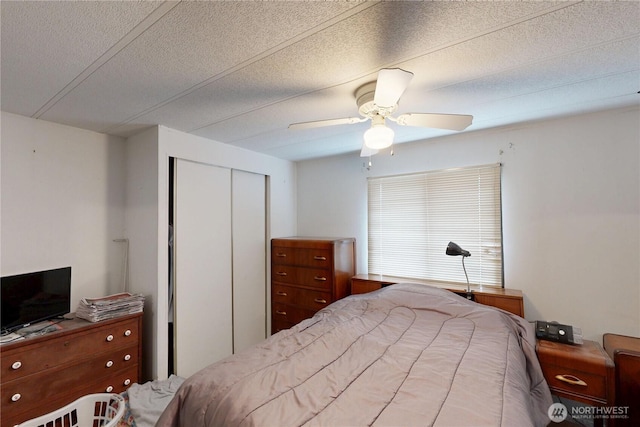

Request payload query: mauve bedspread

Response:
[157,283,552,427]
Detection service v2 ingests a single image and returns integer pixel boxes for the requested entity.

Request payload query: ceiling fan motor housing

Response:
[355,81,397,118]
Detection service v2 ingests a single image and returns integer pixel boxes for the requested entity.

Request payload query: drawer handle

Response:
[275,310,287,316]
[124,329,132,337]
[314,298,328,304]
[106,386,114,393]
[11,361,22,370]
[276,253,287,257]
[11,393,21,402]
[124,354,131,361]
[106,360,114,368]
[276,291,287,296]
[123,378,131,386]
[555,374,587,387]
[314,256,327,261]
[277,272,287,276]
[106,334,114,342]
[314,276,327,281]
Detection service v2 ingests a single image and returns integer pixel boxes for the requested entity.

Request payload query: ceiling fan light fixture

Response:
[364,116,394,149]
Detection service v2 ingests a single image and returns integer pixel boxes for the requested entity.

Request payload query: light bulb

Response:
[364,124,394,149]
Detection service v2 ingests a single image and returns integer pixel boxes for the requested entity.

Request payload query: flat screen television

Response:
[1,266,71,333]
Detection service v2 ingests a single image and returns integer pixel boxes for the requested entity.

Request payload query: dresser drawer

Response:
[1,317,140,382]
[272,303,315,325]
[3,364,138,427]
[272,317,296,334]
[272,246,332,268]
[1,351,138,418]
[272,284,332,311]
[272,266,333,289]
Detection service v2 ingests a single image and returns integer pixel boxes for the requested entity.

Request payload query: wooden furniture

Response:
[1,313,142,427]
[603,333,640,427]
[351,274,524,316]
[271,237,355,333]
[537,339,614,426]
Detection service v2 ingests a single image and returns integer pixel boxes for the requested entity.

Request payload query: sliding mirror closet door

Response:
[174,159,232,378]
[232,170,266,353]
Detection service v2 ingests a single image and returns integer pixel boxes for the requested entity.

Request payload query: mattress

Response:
[157,283,552,426]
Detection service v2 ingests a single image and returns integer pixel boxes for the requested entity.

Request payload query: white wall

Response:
[4,105,636,372]
[1,114,297,381]
[1,111,127,309]
[123,126,160,381]
[125,125,297,380]
[296,107,640,341]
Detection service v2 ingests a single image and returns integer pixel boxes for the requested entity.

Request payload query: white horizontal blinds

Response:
[368,164,503,287]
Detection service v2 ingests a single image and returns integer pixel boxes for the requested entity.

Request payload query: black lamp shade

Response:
[446,241,471,257]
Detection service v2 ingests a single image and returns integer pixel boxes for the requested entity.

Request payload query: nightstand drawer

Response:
[536,339,614,407]
[541,364,607,402]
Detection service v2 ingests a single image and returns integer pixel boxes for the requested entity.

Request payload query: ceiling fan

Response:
[289,68,473,156]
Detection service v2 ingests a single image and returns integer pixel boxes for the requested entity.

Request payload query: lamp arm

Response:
[462,256,470,294]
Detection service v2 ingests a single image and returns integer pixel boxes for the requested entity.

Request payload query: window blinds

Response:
[367,164,503,287]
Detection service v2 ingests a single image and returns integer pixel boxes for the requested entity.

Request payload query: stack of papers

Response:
[76,292,144,322]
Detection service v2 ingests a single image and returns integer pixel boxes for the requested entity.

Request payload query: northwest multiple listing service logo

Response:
[548,402,631,423]
[548,403,568,423]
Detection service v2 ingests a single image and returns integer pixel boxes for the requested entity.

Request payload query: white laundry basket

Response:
[17,393,125,427]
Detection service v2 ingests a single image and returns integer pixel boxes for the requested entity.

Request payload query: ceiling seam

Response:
[186,1,590,134]
[101,1,380,134]
[32,1,181,119]
[106,1,584,136]
[189,1,636,137]
[382,1,586,71]
[415,33,640,97]
[471,69,640,110]
[198,70,640,149]
[472,96,639,129]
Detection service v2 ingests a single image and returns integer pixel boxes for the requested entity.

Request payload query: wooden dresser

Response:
[271,237,355,334]
[1,313,142,426]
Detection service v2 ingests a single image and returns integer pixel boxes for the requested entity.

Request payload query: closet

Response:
[171,158,266,378]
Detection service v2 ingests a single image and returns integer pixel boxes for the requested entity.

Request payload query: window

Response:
[367,164,502,287]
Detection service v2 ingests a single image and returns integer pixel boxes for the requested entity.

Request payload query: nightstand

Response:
[537,339,615,426]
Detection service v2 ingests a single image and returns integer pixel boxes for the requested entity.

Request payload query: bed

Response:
[157,283,552,427]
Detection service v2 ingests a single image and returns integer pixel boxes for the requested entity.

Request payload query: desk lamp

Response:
[446,242,473,300]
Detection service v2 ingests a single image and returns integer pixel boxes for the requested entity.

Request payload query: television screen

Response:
[1,267,71,333]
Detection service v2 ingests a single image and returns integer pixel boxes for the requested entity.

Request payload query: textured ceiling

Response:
[2,1,638,161]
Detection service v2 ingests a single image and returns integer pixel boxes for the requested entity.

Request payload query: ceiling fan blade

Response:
[360,143,379,157]
[395,113,473,131]
[373,68,414,108]
[288,117,366,130]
